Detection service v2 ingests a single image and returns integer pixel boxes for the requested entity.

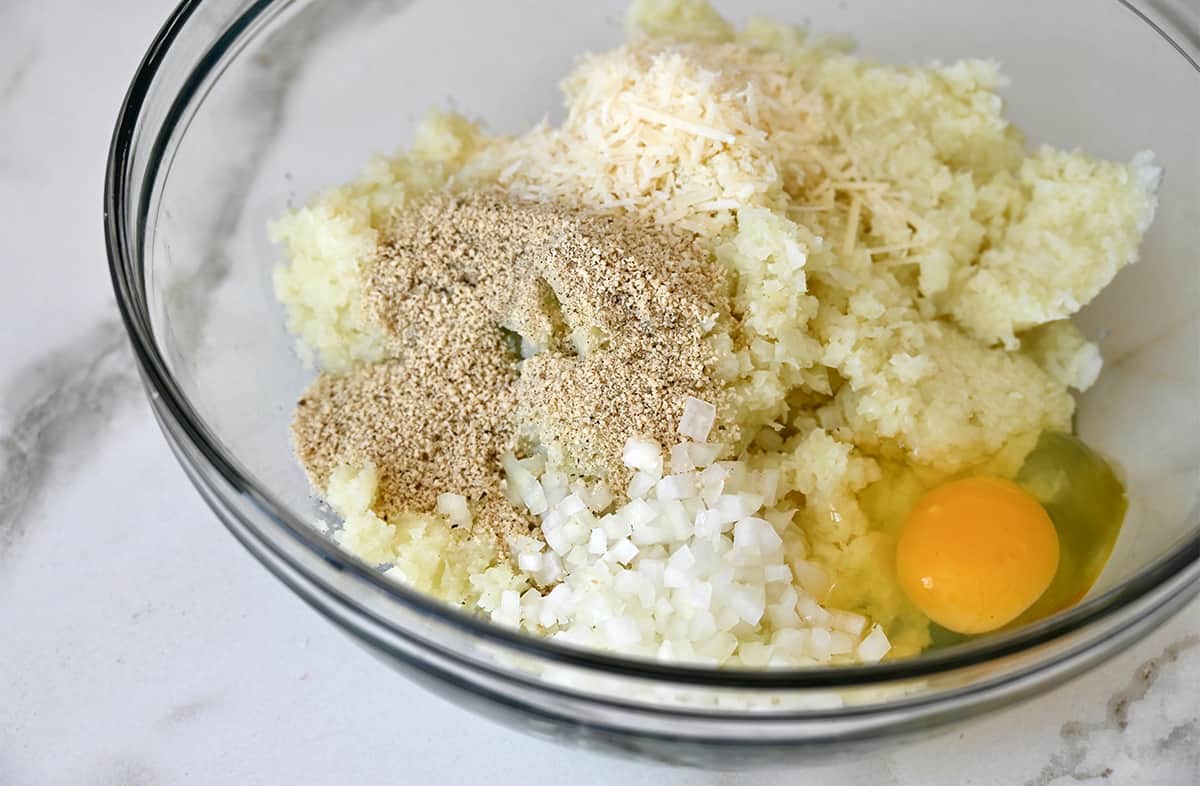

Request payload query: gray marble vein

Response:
[0,6,39,175]
[0,43,35,105]
[157,698,215,729]
[1027,635,1200,785]
[102,759,159,786]
[0,320,140,565]
[162,0,410,360]
[0,0,35,97]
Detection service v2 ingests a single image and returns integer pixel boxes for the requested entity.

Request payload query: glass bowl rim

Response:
[104,0,1200,694]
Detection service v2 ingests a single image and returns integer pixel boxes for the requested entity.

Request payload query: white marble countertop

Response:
[1,1,1198,784]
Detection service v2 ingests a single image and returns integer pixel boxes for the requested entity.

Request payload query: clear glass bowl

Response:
[105,0,1200,766]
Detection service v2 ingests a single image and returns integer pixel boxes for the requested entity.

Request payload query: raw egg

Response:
[896,476,1059,635]
[1010,432,1126,625]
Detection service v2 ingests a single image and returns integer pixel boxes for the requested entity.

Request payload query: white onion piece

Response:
[435,492,472,528]
[678,397,717,442]
[622,437,663,476]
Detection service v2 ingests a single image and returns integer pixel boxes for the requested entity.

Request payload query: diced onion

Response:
[678,397,717,441]
[486,401,888,669]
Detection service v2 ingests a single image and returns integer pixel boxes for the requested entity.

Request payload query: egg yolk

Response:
[896,476,1060,635]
